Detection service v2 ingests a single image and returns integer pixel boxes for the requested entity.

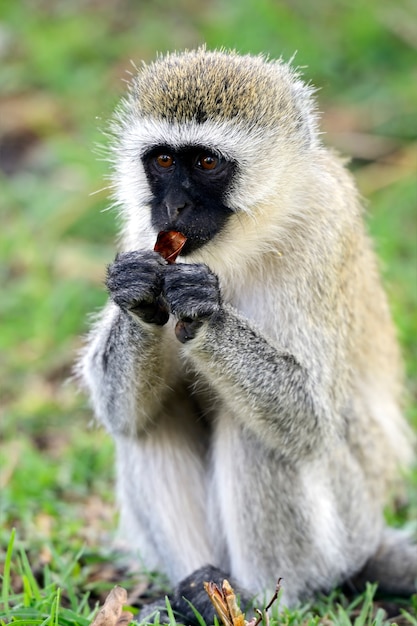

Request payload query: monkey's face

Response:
[142,145,236,255]
[112,49,320,267]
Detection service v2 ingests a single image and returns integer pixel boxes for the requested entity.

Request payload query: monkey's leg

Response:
[350,527,417,596]
[113,407,216,585]
[208,416,383,608]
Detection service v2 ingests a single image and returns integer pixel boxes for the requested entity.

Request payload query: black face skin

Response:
[142,145,236,255]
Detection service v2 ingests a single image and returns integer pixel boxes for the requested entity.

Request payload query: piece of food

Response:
[154,230,187,263]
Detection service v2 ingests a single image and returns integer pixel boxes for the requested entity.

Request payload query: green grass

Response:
[1,0,416,623]
[2,529,417,626]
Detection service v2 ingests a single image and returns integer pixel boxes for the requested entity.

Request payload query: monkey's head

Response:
[111,48,320,275]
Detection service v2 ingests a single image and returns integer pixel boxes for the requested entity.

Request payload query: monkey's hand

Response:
[106,250,169,325]
[164,263,221,342]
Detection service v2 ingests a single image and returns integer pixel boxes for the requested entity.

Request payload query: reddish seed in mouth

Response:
[154,230,187,263]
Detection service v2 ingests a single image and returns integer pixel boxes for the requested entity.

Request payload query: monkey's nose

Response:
[165,200,187,221]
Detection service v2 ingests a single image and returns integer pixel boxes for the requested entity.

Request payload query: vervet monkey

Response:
[79,48,417,621]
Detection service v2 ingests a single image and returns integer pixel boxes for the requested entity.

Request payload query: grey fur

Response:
[78,48,417,614]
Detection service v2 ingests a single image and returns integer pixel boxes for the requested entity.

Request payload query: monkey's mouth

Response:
[154,229,211,263]
[178,235,209,256]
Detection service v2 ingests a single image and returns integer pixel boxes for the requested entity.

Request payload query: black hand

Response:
[106,250,169,325]
[163,263,221,341]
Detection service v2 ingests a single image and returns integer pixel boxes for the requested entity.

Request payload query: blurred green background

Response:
[0,0,416,614]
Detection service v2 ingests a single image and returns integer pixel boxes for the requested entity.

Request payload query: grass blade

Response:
[19,546,42,603]
[1,528,16,616]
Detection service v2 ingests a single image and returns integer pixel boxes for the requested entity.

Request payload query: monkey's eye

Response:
[156,154,175,168]
[196,153,219,171]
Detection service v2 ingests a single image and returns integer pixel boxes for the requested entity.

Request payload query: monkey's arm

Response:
[164,263,340,455]
[189,307,336,454]
[78,251,176,436]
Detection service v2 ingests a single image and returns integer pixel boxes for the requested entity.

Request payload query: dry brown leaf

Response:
[204,580,237,626]
[89,585,133,626]
[223,579,246,626]
[204,580,246,626]
[115,614,134,626]
[204,578,282,626]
